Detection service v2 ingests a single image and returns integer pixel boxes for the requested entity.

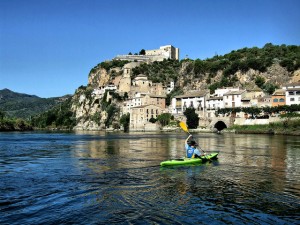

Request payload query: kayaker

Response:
[185,134,203,158]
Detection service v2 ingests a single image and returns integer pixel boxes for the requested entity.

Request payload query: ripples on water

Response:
[0,131,299,224]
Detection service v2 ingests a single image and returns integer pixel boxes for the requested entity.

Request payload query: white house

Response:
[282,82,300,105]
[206,96,223,118]
[166,81,174,94]
[171,90,209,115]
[223,90,246,108]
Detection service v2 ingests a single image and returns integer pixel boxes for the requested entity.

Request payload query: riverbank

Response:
[225,118,300,136]
[2,118,300,136]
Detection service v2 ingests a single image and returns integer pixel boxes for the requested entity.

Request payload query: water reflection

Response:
[1,131,299,224]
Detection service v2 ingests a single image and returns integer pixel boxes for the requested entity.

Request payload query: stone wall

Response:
[234,117,281,125]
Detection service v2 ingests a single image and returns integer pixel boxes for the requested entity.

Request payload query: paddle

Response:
[179,121,211,161]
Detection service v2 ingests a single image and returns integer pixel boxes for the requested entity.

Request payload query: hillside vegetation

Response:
[0,89,70,119]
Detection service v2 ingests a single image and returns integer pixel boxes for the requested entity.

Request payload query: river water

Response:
[0,131,299,224]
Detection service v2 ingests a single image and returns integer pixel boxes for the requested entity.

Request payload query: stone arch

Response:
[214,121,227,131]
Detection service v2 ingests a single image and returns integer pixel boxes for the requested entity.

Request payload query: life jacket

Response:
[186,146,195,158]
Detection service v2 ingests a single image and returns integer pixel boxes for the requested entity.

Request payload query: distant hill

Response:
[0,89,71,119]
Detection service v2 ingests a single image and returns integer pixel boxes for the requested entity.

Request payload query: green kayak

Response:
[160,152,219,166]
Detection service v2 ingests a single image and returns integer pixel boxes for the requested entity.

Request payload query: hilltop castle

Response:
[114,45,179,62]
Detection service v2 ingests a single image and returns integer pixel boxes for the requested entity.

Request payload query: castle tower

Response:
[118,62,140,94]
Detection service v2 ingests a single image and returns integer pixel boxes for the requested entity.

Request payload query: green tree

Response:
[242,107,262,118]
[255,76,265,89]
[139,49,146,55]
[156,113,172,126]
[149,117,157,123]
[263,83,278,95]
[194,59,207,75]
[120,113,130,132]
[183,107,199,129]
[105,104,119,128]
[280,58,294,71]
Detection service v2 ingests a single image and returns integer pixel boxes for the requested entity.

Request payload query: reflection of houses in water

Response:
[73,133,181,169]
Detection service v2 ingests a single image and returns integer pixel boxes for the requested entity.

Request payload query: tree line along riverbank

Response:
[0,118,33,131]
[1,117,300,136]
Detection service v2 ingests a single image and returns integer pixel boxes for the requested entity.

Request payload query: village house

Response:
[271,89,286,107]
[223,90,247,108]
[257,95,272,108]
[240,88,264,108]
[282,82,300,105]
[149,82,166,95]
[223,90,247,117]
[130,104,165,130]
[122,92,166,115]
[170,90,210,115]
[165,81,174,94]
[206,96,223,118]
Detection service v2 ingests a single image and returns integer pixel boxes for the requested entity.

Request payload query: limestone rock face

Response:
[71,87,107,130]
[88,68,110,87]
[292,69,300,83]
[262,63,290,85]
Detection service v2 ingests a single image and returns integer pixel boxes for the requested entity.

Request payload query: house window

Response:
[289,91,294,95]
[290,98,295,101]
[279,98,284,102]
[296,91,300,95]
[273,99,278,102]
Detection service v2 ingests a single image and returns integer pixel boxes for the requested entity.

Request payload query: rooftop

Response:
[174,90,209,98]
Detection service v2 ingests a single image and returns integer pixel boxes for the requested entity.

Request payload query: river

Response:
[0,131,299,224]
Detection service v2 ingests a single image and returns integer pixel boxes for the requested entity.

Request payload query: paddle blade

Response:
[179,121,189,133]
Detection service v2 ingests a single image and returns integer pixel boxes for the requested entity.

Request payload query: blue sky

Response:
[1,0,299,98]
